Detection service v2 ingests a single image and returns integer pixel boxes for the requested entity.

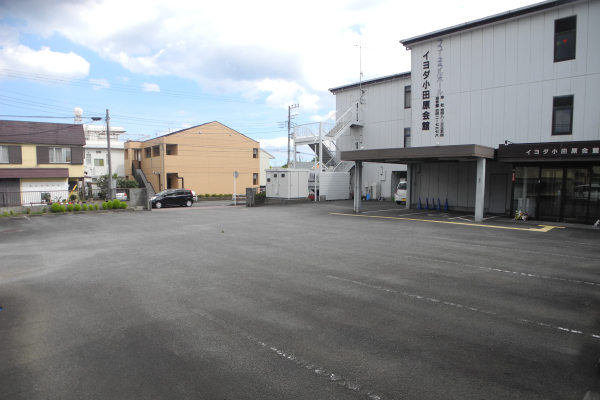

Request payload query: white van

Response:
[395,181,407,204]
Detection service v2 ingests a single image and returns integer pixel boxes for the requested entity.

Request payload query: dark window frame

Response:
[404,86,411,109]
[552,95,574,136]
[404,127,411,148]
[554,16,576,62]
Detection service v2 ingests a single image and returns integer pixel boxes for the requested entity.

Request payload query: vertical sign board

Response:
[422,39,445,142]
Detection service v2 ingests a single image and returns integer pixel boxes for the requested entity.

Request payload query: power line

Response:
[0,68,291,106]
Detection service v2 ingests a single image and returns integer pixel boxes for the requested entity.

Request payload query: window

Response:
[96,150,102,154]
[0,146,8,163]
[554,16,576,62]
[49,147,71,163]
[94,159,105,166]
[253,173,258,185]
[404,85,411,109]
[552,95,574,135]
[404,127,411,148]
[145,147,151,158]
[86,153,91,164]
[166,144,177,155]
[253,148,258,158]
[153,145,160,157]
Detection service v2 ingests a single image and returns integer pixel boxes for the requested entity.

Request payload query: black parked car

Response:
[151,189,195,208]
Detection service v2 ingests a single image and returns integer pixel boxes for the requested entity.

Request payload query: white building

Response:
[325,0,599,224]
[259,148,275,187]
[83,124,126,184]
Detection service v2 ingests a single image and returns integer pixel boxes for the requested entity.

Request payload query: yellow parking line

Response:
[329,213,565,232]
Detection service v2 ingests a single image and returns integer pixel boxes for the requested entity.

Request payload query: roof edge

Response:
[400,0,581,47]
[141,121,259,144]
[329,71,411,93]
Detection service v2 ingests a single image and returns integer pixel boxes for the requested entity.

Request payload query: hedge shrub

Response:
[95,204,99,210]
[51,202,61,213]
[59,205,66,212]
[197,194,205,197]
[67,204,74,212]
[205,194,211,197]
[121,202,128,209]
[74,204,81,212]
[82,204,88,211]
[102,202,108,210]
[112,199,121,209]
[107,200,114,209]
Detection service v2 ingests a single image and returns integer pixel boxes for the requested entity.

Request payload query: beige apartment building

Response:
[124,121,260,195]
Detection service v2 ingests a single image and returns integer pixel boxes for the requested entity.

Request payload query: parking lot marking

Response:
[330,213,565,232]
[406,256,600,287]
[327,275,600,340]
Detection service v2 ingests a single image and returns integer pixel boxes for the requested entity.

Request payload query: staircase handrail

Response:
[325,106,355,138]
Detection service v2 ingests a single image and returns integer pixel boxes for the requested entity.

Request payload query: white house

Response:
[259,148,275,187]
[83,124,126,184]
[329,0,599,224]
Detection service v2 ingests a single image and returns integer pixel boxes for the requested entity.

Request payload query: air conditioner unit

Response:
[371,182,380,199]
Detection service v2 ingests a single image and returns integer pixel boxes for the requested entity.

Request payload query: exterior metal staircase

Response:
[132,165,156,197]
[293,104,361,172]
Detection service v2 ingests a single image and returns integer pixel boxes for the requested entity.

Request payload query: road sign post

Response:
[233,171,239,205]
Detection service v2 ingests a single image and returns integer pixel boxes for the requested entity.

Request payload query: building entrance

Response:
[513,165,600,223]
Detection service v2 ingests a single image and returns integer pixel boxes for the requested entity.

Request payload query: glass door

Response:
[562,168,590,223]
[587,166,600,224]
[538,168,563,221]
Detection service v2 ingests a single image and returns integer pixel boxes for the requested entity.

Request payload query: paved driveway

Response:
[1,202,599,399]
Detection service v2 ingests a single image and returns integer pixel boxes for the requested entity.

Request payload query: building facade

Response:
[124,121,260,195]
[83,124,125,184]
[259,149,275,187]
[330,73,412,199]
[337,0,600,223]
[0,120,86,206]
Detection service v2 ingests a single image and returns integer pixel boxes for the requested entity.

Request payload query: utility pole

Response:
[287,104,299,167]
[106,109,114,199]
[161,137,165,191]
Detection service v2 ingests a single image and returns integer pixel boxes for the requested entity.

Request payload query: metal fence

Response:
[0,188,131,207]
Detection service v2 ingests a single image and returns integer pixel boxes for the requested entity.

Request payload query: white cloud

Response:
[89,78,110,90]
[309,110,336,122]
[0,44,89,79]
[141,82,160,92]
[258,136,288,151]
[0,0,544,113]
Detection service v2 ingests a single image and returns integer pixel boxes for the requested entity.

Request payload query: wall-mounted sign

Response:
[498,141,600,162]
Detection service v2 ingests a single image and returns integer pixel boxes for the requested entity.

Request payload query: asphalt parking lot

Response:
[1,200,600,399]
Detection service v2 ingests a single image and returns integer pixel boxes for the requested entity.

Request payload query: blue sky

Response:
[0,0,541,166]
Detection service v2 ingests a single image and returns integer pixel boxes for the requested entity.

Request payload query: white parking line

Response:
[327,275,600,340]
[192,309,390,400]
[406,255,600,287]
[447,215,473,220]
